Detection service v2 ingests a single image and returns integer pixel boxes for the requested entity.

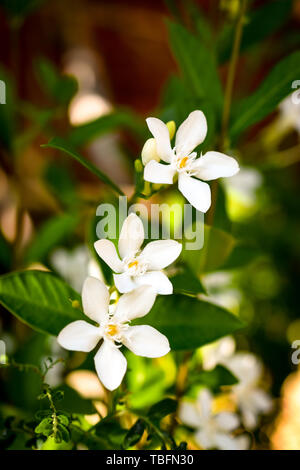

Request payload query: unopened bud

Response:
[166,120,176,140]
[141,138,160,165]
[134,159,143,173]
[72,300,80,309]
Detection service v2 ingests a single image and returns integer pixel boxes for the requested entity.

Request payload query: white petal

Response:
[234,435,250,450]
[141,240,182,270]
[214,433,241,451]
[178,402,202,428]
[146,117,173,163]
[178,173,211,213]
[144,160,175,184]
[197,389,212,420]
[94,239,124,273]
[123,325,170,358]
[114,285,156,321]
[215,412,240,432]
[141,138,160,165]
[194,151,239,181]
[82,277,110,323]
[240,404,258,430]
[58,320,100,352]
[113,272,137,293]
[175,110,207,157]
[248,388,272,413]
[225,353,262,386]
[194,429,214,449]
[94,340,127,391]
[118,213,144,259]
[135,271,173,295]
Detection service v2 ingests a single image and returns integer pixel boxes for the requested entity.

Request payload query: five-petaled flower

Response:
[57,277,170,391]
[179,388,249,450]
[94,213,182,295]
[143,110,239,213]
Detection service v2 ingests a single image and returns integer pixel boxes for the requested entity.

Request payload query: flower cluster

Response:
[57,212,181,391]
[56,111,246,448]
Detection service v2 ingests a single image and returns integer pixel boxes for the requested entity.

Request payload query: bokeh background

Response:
[0,0,300,450]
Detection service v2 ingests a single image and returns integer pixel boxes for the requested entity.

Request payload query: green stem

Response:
[45,385,58,439]
[207,0,248,227]
[220,0,248,152]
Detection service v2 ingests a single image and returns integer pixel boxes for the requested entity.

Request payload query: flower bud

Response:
[141,138,160,165]
[166,120,176,140]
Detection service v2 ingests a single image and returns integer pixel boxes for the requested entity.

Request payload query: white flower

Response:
[141,120,176,165]
[179,388,249,450]
[278,94,300,134]
[224,353,273,430]
[143,110,239,213]
[94,213,182,295]
[57,277,170,391]
[51,245,103,293]
[201,336,236,371]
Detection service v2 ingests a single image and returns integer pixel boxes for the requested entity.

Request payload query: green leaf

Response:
[170,265,206,296]
[167,21,223,113]
[95,419,127,449]
[43,162,77,208]
[41,435,73,450]
[42,137,124,195]
[218,0,293,63]
[133,294,245,350]
[24,213,79,264]
[57,415,69,427]
[0,270,84,336]
[123,419,146,449]
[35,418,52,436]
[183,223,236,274]
[36,58,77,105]
[230,51,300,140]
[190,365,238,391]
[67,110,146,147]
[222,242,260,269]
[147,399,177,423]
[53,385,96,415]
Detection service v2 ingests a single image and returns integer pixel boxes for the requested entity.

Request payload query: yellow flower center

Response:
[128,260,139,269]
[179,156,188,168]
[107,324,118,336]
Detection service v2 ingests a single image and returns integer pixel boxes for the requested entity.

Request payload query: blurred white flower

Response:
[50,245,103,293]
[143,110,239,212]
[179,388,249,450]
[94,213,182,295]
[202,271,241,313]
[278,94,300,134]
[57,277,170,391]
[223,167,263,206]
[201,336,236,371]
[224,353,273,430]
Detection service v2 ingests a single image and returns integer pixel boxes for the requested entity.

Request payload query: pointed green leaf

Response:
[230,51,300,140]
[42,137,124,195]
[0,270,83,336]
[133,294,245,350]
